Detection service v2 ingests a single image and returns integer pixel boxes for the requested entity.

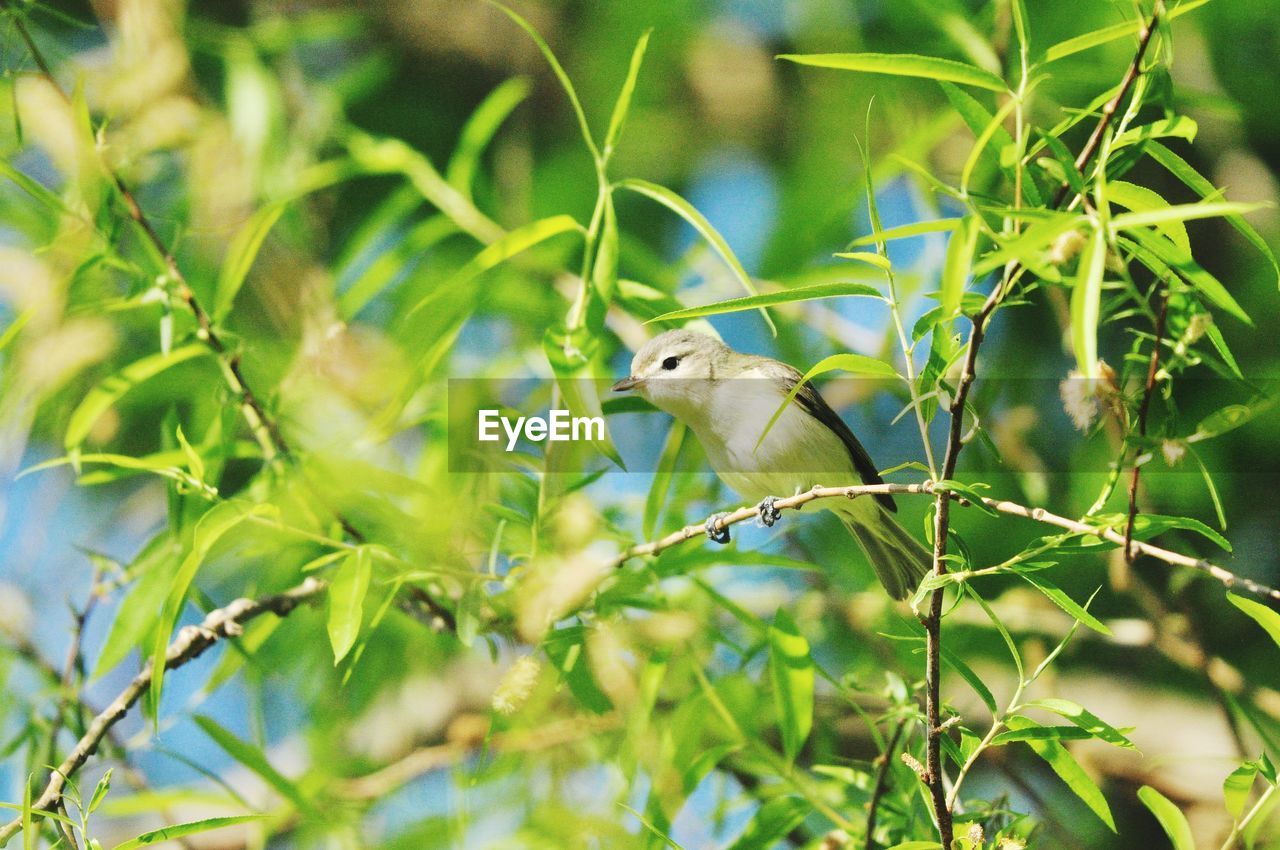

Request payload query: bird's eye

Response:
[661,356,680,371]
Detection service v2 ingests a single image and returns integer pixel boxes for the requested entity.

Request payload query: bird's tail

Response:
[840,506,932,600]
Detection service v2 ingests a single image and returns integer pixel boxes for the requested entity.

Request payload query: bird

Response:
[612,328,930,600]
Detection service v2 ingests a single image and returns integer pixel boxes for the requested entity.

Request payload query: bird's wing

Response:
[766,359,897,512]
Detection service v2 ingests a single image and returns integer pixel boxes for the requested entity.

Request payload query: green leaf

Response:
[648,281,881,323]
[885,843,945,850]
[65,345,208,458]
[487,1,599,161]
[1024,698,1135,748]
[1128,513,1231,552]
[941,642,998,715]
[604,29,652,155]
[725,796,809,850]
[1128,229,1252,325]
[1006,715,1116,831]
[1113,116,1198,150]
[848,217,960,247]
[1138,786,1195,850]
[214,201,286,321]
[1226,594,1280,649]
[617,178,775,334]
[0,158,70,214]
[643,421,685,539]
[768,609,814,762]
[941,216,979,319]
[407,214,581,317]
[1106,181,1190,254]
[194,716,312,813]
[1147,141,1279,286]
[111,815,267,850]
[543,323,625,469]
[778,52,1006,91]
[1070,226,1105,380]
[327,548,372,664]
[587,192,619,333]
[757,352,899,451]
[990,724,1095,746]
[1042,0,1212,63]
[149,502,272,720]
[1224,761,1260,820]
[1021,574,1111,635]
[1111,201,1266,233]
[89,768,113,814]
[833,251,892,270]
[446,76,532,198]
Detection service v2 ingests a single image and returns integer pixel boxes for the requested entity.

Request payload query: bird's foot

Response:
[756,495,783,528]
[704,513,731,545]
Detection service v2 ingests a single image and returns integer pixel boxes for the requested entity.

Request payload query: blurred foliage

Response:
[2,0,1280,848]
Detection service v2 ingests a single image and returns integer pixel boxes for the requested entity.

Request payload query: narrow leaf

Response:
[618,178,774,333]
[214,202,287,321]
[1070,226,1106,380]
[111,815,267,850]
[65,346,208,456]
[327,548,372,664]
[1007,715,1116,830]
[778,52,1006,91]
[1138,786,1195,850]
[1227,594,1280,649]
[604,29,652,154]
[648,281,881,323]
[768,609,814,762]
[446,76,532,198]
[194,716,312,813]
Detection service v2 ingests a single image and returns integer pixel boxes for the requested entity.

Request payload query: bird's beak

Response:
[611,375,643,392]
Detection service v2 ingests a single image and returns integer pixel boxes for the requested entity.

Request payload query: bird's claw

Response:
[705,513,731,545]
[757,495,783,528]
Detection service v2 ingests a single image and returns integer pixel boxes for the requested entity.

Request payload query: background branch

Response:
[0,579,326,845]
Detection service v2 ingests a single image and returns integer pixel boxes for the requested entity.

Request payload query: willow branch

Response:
[1124,288,1170,560]
[0,579,327,846]
[865,718,908,850]
[612,482,1279,603]
[922,3,1165,839]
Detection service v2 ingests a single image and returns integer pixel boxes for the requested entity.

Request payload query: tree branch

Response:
[922,3,1166,840]
[0,579,327,846]
[1124,287,1170,561]
[612,483,1280,603]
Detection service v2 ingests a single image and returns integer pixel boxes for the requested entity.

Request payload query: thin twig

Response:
[865,718,907,850]
[1124,287,1170,561]
[0,579,327,845]
[612,482,1280,603]
[922,4,1165,840]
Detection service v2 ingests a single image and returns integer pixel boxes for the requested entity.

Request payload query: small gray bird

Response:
[612,328,930,599]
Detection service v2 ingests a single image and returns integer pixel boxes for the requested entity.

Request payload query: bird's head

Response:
[611,329,729,418]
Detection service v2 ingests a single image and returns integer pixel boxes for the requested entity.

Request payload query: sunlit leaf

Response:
[1006,715,1116,830]
[65,345,209,459]
[617,178,775,334]
[1138,786,1195,850]
[194,716,312,813]
[1227,593,1280,650]
[111,815,267,850]
[768,609,814,762]
[648,281,881,323]
[778,52,1006,91]
[1147,140,1279,286]
[446,76,532,198]
[150,502,274,720]
[1069,226,1105,380]
[604,29,652,155]
[214,201,286,321]
[487,0,600,161]
[327,548,372,664]
[1024,698,1135,748]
